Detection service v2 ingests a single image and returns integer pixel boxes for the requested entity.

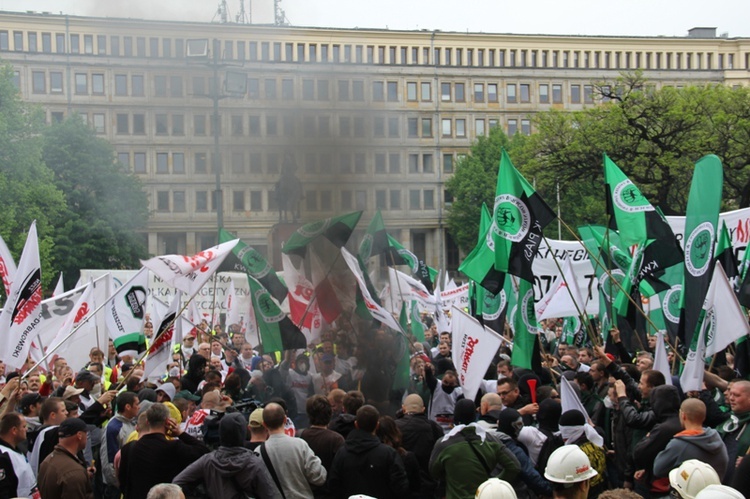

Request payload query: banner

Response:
[451,307,504,401]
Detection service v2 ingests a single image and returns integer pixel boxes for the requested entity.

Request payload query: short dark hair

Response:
[262,403,286,430]
[574,372,594,391]
[0,413,23,434]
[497,378,518,391]
[355,405,380,433]
[40,397,64,423]
[643,369,666,388]
[116,391,139,414]
[343,391,365,415]
[306,395,333,426]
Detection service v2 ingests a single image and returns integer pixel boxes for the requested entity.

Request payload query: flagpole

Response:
[604,216,615,340]
[537,334,560,391]
[557,216,684,362]
[293,249,343,331]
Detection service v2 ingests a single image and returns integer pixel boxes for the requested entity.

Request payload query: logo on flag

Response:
[521,288,539,334]
[482,290,506,321]
[662,285,682,323]
[613,179,654,213]
[685,222,714,277]
[359,234,373,261]
[396,248,419,273]
[237,246,272,278]
[493,194,531,243]
[255,290,285,323]
[125,286,147,319]
[298,219,330,238]
[599,270,624,301]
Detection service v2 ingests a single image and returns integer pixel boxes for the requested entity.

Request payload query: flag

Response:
[219,228,288,303]
[392,316,411,393]
[510,278,540,370]
[0,234,17,296]
[388,268,437,310]
[52,273,64,297]
[680,320,707,392]
[451,307,505,401]
[341,247,404,332]
[561,316,586,348]
[283,211,362,257]
[141,239,238,296]
[702,263,750,357]
[680,155,723,347]
[143,292,181,380]
[385,234,435,293]
[653,331,673,385]
[491,149,555,285]
[410,300,425,342]
[358,210,389,261]
[105,268,148,359]
[560,375,589,418]
[282,254,319,330]
[224,279,240,329]
[604,154,680,248]
[535,258,586,321]
[460,221,505,295]
[0,222,43,370]
[470,203,493,319]
[46,282,96,366]
[310,250,343,324]
[248,276,306,352]
[716,221,738,283]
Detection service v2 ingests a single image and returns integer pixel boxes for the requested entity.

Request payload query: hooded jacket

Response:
[632,385,682,481]
[173,413,277,499]
[327,428,409,499]
[653,427,729,479]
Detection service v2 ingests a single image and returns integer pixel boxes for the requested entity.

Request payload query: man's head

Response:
[219,412,248,447]
[574,372,595,392]
[557,342,569,358]
[453,399,477,426]
[544,445,597,498]
[75,370,99,392]
[117,391,140,419]
[241,343,254,359]
[182,335,196,348]
[497,378,519,407]
[145,403,171,432]
[210,340,223,356]
[57,417,88,452]
[328,388,345,413]
[201,390,229,412]
[343,391,365,415]
[496,360,513,380]
[306,395,333,427]
[439,332,451,346]
[0,413,26,446]
[437,342,450,357]
[441,370,458,388]
[320,353,336,375]
[639,369,666,399]
[354,405,380,434]
[402,394,426,415]
[560,355,579,371]
[40,397,68,425]
[27,374,41,393]
[197,343,211,360]
[577,348,593,366]
[679,398,707,430]
[19,392,43,417]
[729,380,750,414]
[146,483,186,499]
[89,348,105,364]
[636,353,654,372]
[480,392,503,416]
[209,356,223,371]
[589,362,607,383]
[262,402,287,431]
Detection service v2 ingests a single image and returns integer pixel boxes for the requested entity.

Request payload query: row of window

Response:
[154,188,440,213]
[2,28,747,70]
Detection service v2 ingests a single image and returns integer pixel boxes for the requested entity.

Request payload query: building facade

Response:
[2,11,749,271]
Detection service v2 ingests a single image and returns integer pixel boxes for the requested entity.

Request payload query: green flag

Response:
[679,155,723,347]
[510,278,540,370]
[248,276,306,352]
[219,228,288,303]
[716,220,738,281]
[283,211,362,257]
[410,300,426,342]
[386,234,436,293]
[460,203,507,296]
[469,204,493,318]
[358,210,389,261]
[604,154,680,248]
[492,149,555,286]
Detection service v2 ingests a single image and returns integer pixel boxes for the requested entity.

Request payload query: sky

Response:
[0,0,748,37]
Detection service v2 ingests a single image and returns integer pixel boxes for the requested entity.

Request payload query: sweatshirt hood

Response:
[344,428,381,454]
[211,447,260,475]
[676,427,725,453]
[219,412,247,447]
[650,385,681,420]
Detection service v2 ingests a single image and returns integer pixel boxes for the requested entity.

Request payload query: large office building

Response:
[2,11,748,271]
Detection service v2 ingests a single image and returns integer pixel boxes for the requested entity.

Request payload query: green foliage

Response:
[42,117,149,288]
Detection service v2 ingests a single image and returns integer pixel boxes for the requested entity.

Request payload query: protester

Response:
[37,418,94,499]
[101,391,139,498]
[0,412,35,498]
[544,445,598,499]
[299,394,344,472]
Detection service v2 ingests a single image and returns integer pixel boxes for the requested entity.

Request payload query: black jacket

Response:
[327,413,356,439]
[632,384,682,483]
[327,428,409,499]
[395,413,444,471]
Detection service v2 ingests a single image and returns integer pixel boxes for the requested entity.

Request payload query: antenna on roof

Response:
[274,0,290,26]
[237,0,249,23]
[212,0,230,24]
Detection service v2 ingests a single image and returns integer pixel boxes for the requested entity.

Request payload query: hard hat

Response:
[543,445,598,483]
[475,478,518,499]
[668,460,721,499]
[694,484,745,499]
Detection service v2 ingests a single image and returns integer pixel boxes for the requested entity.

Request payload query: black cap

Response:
[75,370,99,384]
[58,418,88,438]
[453,399,477,426]
[559,409,586,427]
[19,392,42,411]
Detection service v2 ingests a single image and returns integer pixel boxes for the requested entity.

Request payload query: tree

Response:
[0,65,66,290]
[42,117,149,288]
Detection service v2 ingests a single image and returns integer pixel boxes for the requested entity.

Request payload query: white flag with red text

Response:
[0,234,17,297]
[46,282,96,370]
[451,306,503,401]
[224,279,240,329]
[141,239,238,297]
[0,222,43,370]
[143,292,181,380]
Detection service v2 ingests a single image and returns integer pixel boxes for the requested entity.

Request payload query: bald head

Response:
[680,398,706,426]
[263,402,287,430]
[402,394,425,414]
[201,390,221,409]
[481,392,503,415]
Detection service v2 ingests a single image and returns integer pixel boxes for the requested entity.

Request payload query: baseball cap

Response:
[75,370,99,384]
[58,417,88,438]
[62,386,84,400]
[174,390,200,402]
[19,392,43,411]
[248,408,264,428]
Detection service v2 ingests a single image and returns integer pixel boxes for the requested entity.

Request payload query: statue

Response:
[273,153,303,223]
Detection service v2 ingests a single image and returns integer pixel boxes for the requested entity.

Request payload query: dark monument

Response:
[273,153,303,223]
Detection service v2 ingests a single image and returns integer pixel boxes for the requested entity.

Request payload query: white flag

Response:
[451,307,504,401]
[439,283,470,310]
[341,248,403,333]
[224,279,240,329]
[105,268,148,359]
[703,263,750,356]
[143,292,181,380]
[536,258,586,320]
[0,222,43,370]
[680,320,707,392]
[141,239,238,297]
[52,273,64,297]
[653,331,673,385]
[389,268,436,310]
[46,282,95,367]
[560,375,589,419]
[0,233,17,296]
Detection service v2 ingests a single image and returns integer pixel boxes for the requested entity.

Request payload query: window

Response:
[132,75,144,96]
[75,73,88,94]
[354,117,365,137]
[249,153,262,173]
[441,82,451,101]
[267,116,278,136]
[376,190,387,209]
[32,71,45,94]
[521,119,531,135]
[408,118,418,138]
[28,32,37,52]
[424,190,435,210]
[249,116,261,136]
[507,84,516,103]
[410,190,421,210]
[155,114,168,135]
[508,119,518,136]
[133,114,145,134]
[375,153,386,173]
[390,190,401,209]
[42,33,51,53]
[387,81,398,101]
[302,79,314,100]
[157,153,169,173]
[539,84,549,103]
[149,37,159,58]
[92,74,105,95]
[372,81,384,102]
[282,79,294,100]
[442,119,452,137]
[134,152,146,173]
[488,84,498,102]
[409,154,419,173]
[162,38,171,58]
[251,191,263,211]
[443,154,454,173]
[552,84,562,103]
[117,152,130,169]
[476,119,485,136]
[353,81,364,101]
[231,115,244,136]
[115,74,128,96]
[196,191,208,212]
[407,82,417,101]
[339,117,351,137]
[421,118,432,137]
[233,191,245,211]
[155,76,167,97]
[520,84,530,103]
[70,34,79,54]
[584,85,594,104]
[305,191,317,211]
[194,153,207,173]
[0,31,7,51]
[423,154,433,173]
[374,116,385,137]
[389,153,400,173]
[123,36,132,56]
[338,80,350,101]
[173,153,185,173]
[56,33,65,53]
[157,191,170,212]
[84,35,93,54]
[194,115,206,136]
[474,83,484,102]
[571,85,581,103]
[388,117,400,138]
[116,114,129,134]
[317,80,329,101]
[172,114,184,135]
[170,76,183,98]
[455,83,465,102]
[93,113,105,134]
[455,119,466,137]
[421,82,431,101]
[341,191,353,210]
[136,37,146,57]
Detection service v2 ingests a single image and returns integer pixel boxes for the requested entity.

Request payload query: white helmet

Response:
[694,484,745,499]
[543,445,598,483]
[475,478,518,499]
[668,460,721,499]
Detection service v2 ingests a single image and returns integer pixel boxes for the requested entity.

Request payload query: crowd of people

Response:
[0,314,746,499]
